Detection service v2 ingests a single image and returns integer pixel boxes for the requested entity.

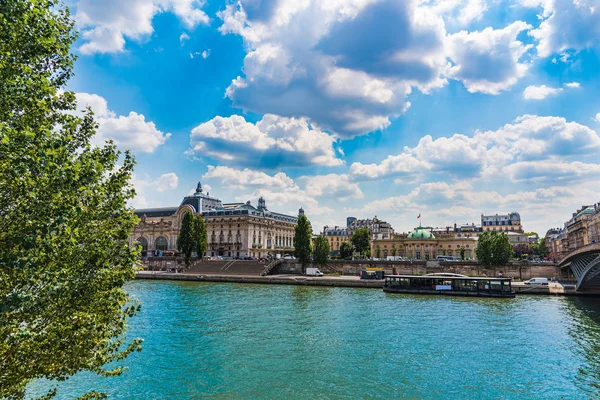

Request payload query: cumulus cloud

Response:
[155,172,179,191]
[523,85,563,100]
[525,0,600,58]
[75,0,209,54]
[349,178,600,235]
[565,82,580,88]
[349,114,600,182]
[179,32,190,45]
[201,166,334,224]
[446,21,533,94]
[218,0,448,137]
[203,166,296,189]
[595,113,600,122]
[503,161,600,183]
[75,92,171,152]
[303,174,364,200]
[217,0,537,136]
[189,114,343,168]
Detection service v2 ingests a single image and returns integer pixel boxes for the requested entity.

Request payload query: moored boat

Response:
[383,273,515,298]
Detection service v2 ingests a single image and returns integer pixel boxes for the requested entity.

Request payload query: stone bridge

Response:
[559,242,600,292]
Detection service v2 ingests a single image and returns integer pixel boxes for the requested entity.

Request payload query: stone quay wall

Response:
[283,260,561,281]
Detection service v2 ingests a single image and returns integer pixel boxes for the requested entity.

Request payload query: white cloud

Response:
[595,113,600,122]
[446,21,533,94]
[189,114,343,167]
[75,92,171,152]
[522,85,563,100]
[75,0,209,54]
[303,174,364,200]
[155,172,179,191]
[349,178,600,236]
[525,0,600,58]
[423,0,488,26]
[189,49,210,59]
[203,166,296,189]
[179,32,190,45]
[218,0,448,137]
[565,82,580,88]
[349,114,600,182]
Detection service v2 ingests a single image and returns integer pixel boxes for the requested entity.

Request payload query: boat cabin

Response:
[384,273,515,298]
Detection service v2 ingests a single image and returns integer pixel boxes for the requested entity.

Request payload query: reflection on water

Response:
[26,281,600,399]
[564,297,600,394]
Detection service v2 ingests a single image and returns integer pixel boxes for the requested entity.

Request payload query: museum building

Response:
[130,182,300,258]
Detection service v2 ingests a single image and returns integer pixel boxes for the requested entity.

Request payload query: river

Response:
[27,280,600,399]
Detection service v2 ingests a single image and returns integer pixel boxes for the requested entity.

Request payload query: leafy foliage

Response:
[339,241,353,259]
[0,1,141,398]
[177,212,195,267]
[351,228,370,257]
[313,236,330,267]
[375,246,381,259]
[476,231,513,267]
[194,214,207,259]
[294,215,312,270]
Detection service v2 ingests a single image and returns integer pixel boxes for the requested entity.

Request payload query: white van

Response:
[524,277,549,285]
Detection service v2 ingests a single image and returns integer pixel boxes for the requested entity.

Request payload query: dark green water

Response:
[27,281,600,399]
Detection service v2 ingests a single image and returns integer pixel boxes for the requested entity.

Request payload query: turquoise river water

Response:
[27,280,600,399]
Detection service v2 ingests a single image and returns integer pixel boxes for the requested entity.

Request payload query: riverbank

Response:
[136,271,584,295]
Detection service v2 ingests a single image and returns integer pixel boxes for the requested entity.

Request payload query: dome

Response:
[407,226,435,239]
[576,207,595,218]
[510,211,520,221]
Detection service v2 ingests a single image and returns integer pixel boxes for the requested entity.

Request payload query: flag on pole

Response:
[417,214,421,219]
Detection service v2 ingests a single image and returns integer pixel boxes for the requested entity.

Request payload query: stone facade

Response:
[371,226,479,261]
[481,212,522,232]
[131,182,299,258]
[347,216,394,239]
[322,226,349,253]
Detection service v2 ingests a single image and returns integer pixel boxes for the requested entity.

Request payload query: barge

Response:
[383,273,515,298]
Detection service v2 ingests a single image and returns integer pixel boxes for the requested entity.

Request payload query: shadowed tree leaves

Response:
[339,241,353,259]
[177,212,195,267]
[476,231,514,267]
[0,1,141,398]
[313,236,330,268]
[294,215,312,273]
[194,214,207,259]
[351,228,370,258]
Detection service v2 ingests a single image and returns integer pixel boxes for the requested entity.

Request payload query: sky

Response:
[64,0,600,235]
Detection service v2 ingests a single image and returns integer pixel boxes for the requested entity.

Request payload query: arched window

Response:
[155,236,168,251]
[136,237,148,251]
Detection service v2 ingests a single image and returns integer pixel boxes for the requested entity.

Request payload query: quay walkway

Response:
[136,271,586,295]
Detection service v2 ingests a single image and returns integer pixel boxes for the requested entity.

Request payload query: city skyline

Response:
[66,0,600,235]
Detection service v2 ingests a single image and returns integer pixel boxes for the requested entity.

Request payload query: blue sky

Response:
[66,0,600,235]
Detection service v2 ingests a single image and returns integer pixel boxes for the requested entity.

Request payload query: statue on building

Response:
[299,207,305,217]
[195,181,203,194]
[258,196,267,211]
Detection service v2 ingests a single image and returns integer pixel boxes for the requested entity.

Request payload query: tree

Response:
[313,236,330,268]
[351,228,370,258]
[339,241,353,259]
[294,215,312,273]
[459,247,466,260]
[513,244,531,259]
[0,2,141,398]
[476,231,514,267]
[177,212,195,267]
[375,246,381,259]
[537,237,549,258]
[194,214,208,259]
[391,246,397,257]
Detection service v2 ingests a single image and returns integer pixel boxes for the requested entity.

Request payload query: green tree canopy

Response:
[294,215,312,271]
[177,212,195,267]
[194,214,208,259]
[0,1,141,398]
[476,231,514,267]
[313,236,330,268]
[375,246,381,259]
[351,228,370,258]
[339,241,353,259]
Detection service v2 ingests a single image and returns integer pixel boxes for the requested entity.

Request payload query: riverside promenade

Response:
[135,271,579,295]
